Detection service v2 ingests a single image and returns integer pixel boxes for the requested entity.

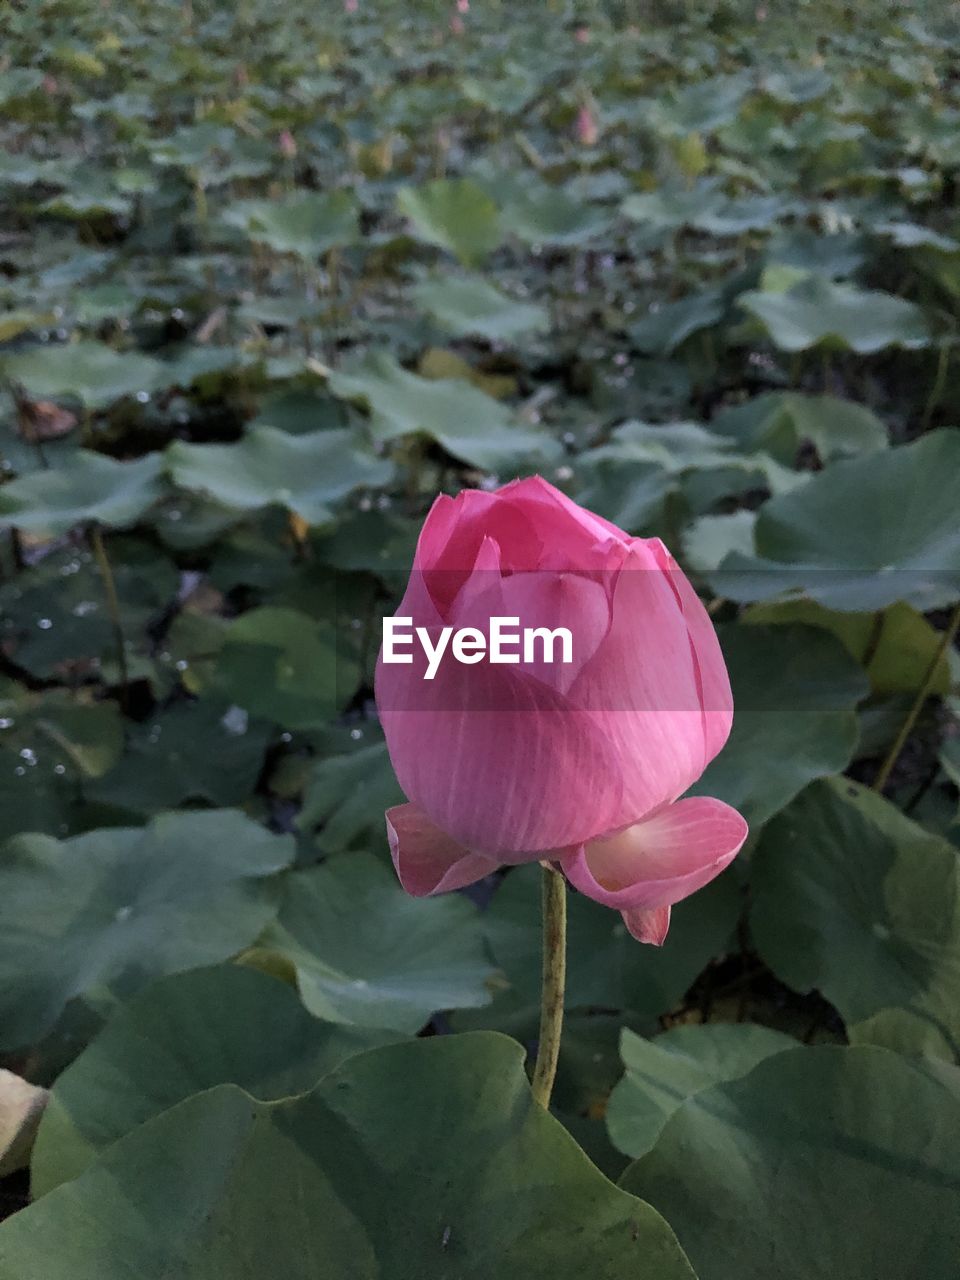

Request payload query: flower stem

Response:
[873,599,960,794]
[90,523,129,713]
[531,861,567,1109]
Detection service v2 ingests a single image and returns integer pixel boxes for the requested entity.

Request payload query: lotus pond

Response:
[0,0,959,1276]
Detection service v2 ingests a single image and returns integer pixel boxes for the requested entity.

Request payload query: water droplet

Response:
[376,494,392,510]
[351,977,368,988]
[166,508,183,523]
[19,748,37,766]
[872,921,891,941]
[37,617,53,630]
[554,465,573,482]
[221,705,249,736]
[0,718,14,730]
[135,390,151,404]
[54,763,66,775]
[350,617,362,630]
[358,496,373,511]
[171,307,185,321]
[562,432,576,446]
[72,600,99,617]
[350,727,363,740]
[280,732,292,744]
[114,905,133,922]
[175,659,189,671]
[14,766,25,777]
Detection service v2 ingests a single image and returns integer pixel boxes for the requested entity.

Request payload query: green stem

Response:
[90,523,129,712]
[873,600,960,793]
[531,862,566,1109]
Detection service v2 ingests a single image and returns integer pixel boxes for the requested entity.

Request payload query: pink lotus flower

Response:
[575,101,599,146]
[457,0,470,10]
[376,477,746,945]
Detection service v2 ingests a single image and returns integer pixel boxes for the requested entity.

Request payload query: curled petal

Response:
[386,803,496,897]
[562,796,747,913]
[622,905,671,946]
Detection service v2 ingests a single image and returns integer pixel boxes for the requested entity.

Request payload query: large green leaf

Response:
[31,965,401,1196]
[86,698,272,814]
[397,178,502,265]
[714,430,960,610]
[711,392,888,460]
[621,1045,960,1280]
[297,740,405,853]
[0,343,164,408]
[0,811,294,1051]
[743,599,953,695]
[606,1023,795,1158]
[0,451,166,536]
[751,778,960,1053]
[210,606,341,730]
[255,852,495,1033]
[629,290,726,356]
[327,351,561,471]
[412,273,548,341]
[0,538,177,681]
[502,183,614,246]
[166,426,392,526]
[739,276,930,352]
[690,625,868,827]
[0,1035,696,1279]
[222,191,358,258]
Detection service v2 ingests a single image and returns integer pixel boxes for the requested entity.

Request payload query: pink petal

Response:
[498,476,630,550]
[376,640,624,856]
[647,538,733,764]
[567,541,716,824]
[386,803,496,896]
[417,490,543,615]
[562,796,747,912]
[622,904,671,945]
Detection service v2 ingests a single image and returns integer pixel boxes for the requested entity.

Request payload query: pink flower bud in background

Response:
[575,101,599,146]
[278,129,297,159]
[376,477,747,946]
[344,0,358,12]
[457,0,470,11]
[574,25,590,44]
[450,12,465,34]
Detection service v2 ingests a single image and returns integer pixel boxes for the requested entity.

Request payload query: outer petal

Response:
[647,537,733,765]
[376,630,625,856]
[386,803,497,896]
[561,796,747,912]
[568,541,716,824]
